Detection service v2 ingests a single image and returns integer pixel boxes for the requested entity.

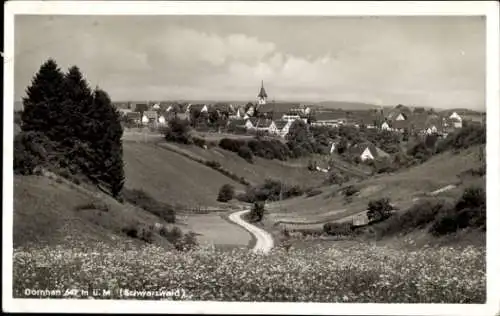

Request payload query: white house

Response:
[329,142,337,154]
[381,121,391,130]
[395,113,407,121]
[448,112,463,128]
[449,112,462,121]
[425,125,438,135]
[152,103,161,110]
[352,143,389,162]
[360,147,375,161]
[245,119,254,130]
[282,114,301,122]
[143,110,158,124]
[311,120,340,128]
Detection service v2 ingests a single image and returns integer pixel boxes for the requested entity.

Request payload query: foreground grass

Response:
[13,241,485,303]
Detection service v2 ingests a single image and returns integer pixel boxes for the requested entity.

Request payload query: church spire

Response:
[257,80,268,105]
[258,80,268,98]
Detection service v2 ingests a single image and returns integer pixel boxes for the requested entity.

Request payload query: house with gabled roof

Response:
[226,118,249,133]
[186,104,209,114]
[381,121,391,131]
[126,111,142,123]
[350,142,390,161]
[274,119,293,138]
[257,102,301,114]
[212,103,231,113]
[389,120,410,133]
[282,113,302,122]
[248,118,277,133]
[143,110,158,124]
[448,112,463,128]
[134,103,149,114]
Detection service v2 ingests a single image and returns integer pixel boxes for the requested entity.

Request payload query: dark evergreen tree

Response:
[16,58,125,199]
[21,58,67,142]
[62,66,94,142]
[88,88,125,198]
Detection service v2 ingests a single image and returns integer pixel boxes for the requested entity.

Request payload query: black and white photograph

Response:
[3,1,499,315]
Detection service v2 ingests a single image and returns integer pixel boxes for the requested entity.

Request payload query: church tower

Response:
[257,80,268,105]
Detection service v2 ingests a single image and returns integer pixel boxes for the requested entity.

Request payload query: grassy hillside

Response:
[123,140,245,208]
[14,174,252,249]
[156,141,325,188]
[266,145,484,227]
[13,175,174,249]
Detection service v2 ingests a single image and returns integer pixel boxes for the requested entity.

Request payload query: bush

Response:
[430,186,486,235]
[249,201,266,222]
[371,186,486,238]
[238,145,254,163]
[306,188,323,198]
[323,222,354,236]
[159,226,183,244]
[14,131,57,175]
[74,200,109,212]
[205,160,222,169]
[219,138,245,152]
[217,184,235,202]
[367,198,394,222]
[343,185,359,197]
[175,231,198,251]
[122,224,139,239]
[373,198,452,237]
[325,172,349,186]
[163,117,192,144]
[139,227,154,244]
[192,136,206,148]
[436,124,486,153]
[122,188,176,223]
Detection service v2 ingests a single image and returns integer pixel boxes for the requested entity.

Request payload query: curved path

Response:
[228,210,274,254]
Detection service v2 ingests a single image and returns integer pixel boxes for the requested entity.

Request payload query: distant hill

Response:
[314,101,389,111]
[438,108,486,116]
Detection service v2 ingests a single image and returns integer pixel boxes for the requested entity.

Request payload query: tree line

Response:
[14,58,125,199]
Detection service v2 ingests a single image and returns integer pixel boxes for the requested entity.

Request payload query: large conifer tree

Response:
[21,58,67,142]
[62,66,94,143]
[89,87,125,198]
[16,58,126,199]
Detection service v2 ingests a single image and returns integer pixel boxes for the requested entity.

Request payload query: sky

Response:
[14,15,485,109]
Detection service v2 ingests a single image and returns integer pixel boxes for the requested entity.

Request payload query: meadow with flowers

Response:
[13,239,485,303]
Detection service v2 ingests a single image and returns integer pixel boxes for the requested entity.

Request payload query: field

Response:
[265,146,484,228]
[13,240,485,303]
[123,140,245,208]
[156,141,325,188]
[176,212,251,248]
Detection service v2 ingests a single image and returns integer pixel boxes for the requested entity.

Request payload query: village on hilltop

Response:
[113,81,483,162]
